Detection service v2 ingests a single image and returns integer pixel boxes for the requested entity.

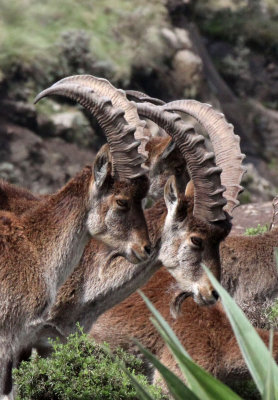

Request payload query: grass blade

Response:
[203,265,278,397]
[139,291,242,400]
[274,248,278,271]
[134,340,200,400]
[138,290,190,358]
[263,329,275,400]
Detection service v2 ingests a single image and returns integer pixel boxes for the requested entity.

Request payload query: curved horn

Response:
[35,84,146,180]
[125,90,165,105]
[135,102,227,222]
[52,75,149,159]
[162,100,246,214]
[126,92,245,214]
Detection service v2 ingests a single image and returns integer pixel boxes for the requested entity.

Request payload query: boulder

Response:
[171,49,203,93]
[0,119,95,194]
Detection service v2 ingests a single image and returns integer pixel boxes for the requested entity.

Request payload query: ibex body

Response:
[1,86,243,371]
[0,80,152,398]
[146,134,278,321]
[128,92,278,323]
[220,227,278,325]
[32,190,231,355]
[150,137,278,324]
[91,268,278,394]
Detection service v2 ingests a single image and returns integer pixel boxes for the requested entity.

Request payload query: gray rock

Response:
[171,49,203,92]
[38,109,96,149]
[240,162,277,203]
[0,119,96,194]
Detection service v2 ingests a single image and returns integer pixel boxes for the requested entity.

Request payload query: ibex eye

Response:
[175,166,183,175]
[116,199,128,208]
[191,236,203,248]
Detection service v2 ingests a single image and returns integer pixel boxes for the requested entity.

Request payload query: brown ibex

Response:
[0,79,153,399]
[16,90,243,362]
[127,91,278,325]
[91,267,278,395]
[0,80,243,369]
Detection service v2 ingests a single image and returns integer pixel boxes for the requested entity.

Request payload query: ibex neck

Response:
[48,202,166,335]
[22,167,93,296]
[145,199,167,243]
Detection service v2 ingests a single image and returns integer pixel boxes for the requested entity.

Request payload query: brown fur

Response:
[146,137,189,200]
[91,268,278,394]
[133,137,278,325]
[0,148,151,396]
[1,139,277,323]
[16,186,230,363]
[0,179,41,214]
[220,228,278,326]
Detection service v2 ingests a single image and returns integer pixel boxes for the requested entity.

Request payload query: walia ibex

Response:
[125,91,278,325]
[13,83,244,363]
[0,79,153,399]
[0,77,244,368]
[91,268,278,395]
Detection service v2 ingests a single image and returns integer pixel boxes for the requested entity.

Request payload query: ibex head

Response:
[87,144,151,263]
[160,176,231,305]
[135,99,245,306]
[35,76,152,264]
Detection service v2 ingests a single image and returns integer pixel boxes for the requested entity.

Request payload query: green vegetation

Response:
[129,269,278,400]
[244,224,268,236]
[195,3,278,57]
[266,300,278,324]
[0,0,168,92]
[238,191,251,205]
[14,328,165,400]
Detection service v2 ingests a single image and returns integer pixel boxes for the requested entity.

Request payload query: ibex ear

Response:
[161,139,176,160]
[93,144,112,189]
[185,180,194,198]
[164,175,179,213]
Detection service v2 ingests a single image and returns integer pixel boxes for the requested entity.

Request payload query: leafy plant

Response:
[14,328,164,400]
[244,224,268,236]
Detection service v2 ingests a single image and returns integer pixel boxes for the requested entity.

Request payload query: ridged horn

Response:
[127,93,245,214]
[52,75,149,160]
[125,90,169,139]
[34,84,147,180]
[162,100,246,214]
[135,102,227,222]
[125,90,165,105]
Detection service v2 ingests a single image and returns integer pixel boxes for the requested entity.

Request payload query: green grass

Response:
[0,0,168,89]
[266,300,278,324]
[195,4,278,57]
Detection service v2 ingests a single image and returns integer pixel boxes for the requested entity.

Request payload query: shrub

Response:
[244,224,268,236]
[14,328,165,400]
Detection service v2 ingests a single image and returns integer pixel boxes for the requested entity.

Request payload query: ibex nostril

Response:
[144,245,152,255]
[212,290,219,300]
